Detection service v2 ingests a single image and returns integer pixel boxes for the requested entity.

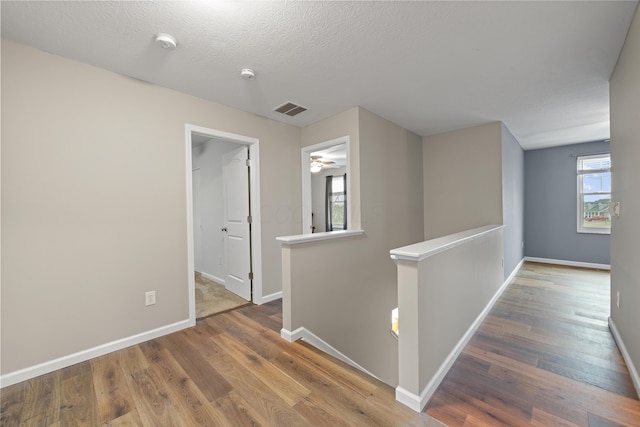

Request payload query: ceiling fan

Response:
[310,156,336,173]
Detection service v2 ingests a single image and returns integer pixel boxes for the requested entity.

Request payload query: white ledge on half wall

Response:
[276,229,364,245]
[390,224,503,262]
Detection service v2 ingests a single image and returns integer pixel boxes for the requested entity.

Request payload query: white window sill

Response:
[577,229,611,235]
[276,229,364,245]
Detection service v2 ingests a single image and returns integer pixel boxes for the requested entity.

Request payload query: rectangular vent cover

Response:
[274,102,307,117]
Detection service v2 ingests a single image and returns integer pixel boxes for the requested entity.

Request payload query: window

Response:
[326,174,347,231]
[577,154,611,234]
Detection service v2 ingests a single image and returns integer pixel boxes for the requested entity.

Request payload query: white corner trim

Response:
[399,265,516,412]
[608,318,640,397]
[395,386,431,413]
[257,291,282,305]
[281,327,305,342]
[200,272,225,284]
[524,256,610,270]
[280,326,380,382]
[0,319,190,389]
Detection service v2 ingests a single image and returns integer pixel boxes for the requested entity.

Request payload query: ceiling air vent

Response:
[274,102,307,117]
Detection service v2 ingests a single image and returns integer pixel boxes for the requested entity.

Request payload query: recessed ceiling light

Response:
[154,33,177,50]
[240,68,256,80]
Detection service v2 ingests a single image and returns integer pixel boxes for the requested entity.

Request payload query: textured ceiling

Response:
[1,1,637,150]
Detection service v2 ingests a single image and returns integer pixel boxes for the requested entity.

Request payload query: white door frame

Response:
[192,168,202,273]
[301,136,351,234]
[185,124,263,326]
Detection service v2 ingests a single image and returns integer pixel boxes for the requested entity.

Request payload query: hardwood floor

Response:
[425,262,640,426]
[0,301,442,426]
[2,262,638,426]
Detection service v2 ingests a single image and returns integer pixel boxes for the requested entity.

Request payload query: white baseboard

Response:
[608,318,640,397]
[281,326,305,342]
[280,326,380,381]
[524,256,610,270]
[200,271,225,284]
[257,291,282,305]
[505,258,525,287]
[395,386,432,413]
[0,319,190,389]
[402,259,522,412]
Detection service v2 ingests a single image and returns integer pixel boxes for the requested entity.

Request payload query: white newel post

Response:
[394,257,425,411]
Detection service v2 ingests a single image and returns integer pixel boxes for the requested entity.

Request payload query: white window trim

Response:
[301,136,351,234]
[576,153,611,235]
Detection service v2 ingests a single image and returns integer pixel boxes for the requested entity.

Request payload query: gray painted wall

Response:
[501,125,525,279]
[524,140,611,265]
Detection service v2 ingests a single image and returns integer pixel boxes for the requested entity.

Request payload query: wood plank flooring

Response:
[425,262,640,426]
[2,262,638,426]
[0,301,442,426]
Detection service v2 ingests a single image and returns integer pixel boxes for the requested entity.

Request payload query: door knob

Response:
[221,227,228,232]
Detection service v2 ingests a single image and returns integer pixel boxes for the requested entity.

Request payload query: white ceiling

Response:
[1,1,637,150]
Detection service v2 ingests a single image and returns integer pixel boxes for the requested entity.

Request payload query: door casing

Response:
[192,168,203,272]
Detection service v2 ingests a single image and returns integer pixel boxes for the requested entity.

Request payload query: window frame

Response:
[576,153,611,235]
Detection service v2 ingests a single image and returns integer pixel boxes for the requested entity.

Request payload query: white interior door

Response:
[222,146,251,301]
[192,168,203,272]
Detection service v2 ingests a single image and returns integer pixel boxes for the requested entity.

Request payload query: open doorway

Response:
[185,125,263,324]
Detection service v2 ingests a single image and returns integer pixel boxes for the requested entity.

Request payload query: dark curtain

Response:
[343,173,347,230]
[325,173,347,232]
[325,175,333,231]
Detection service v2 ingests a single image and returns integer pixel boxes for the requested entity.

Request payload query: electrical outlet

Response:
[145,291,156,306]
[616,291,620,308]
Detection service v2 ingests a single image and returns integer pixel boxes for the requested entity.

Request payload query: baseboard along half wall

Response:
[524,256,610,270]
[0,319,190,388]
[282,261,524,413]
[609,318,640,397]
[280,326,380,382]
